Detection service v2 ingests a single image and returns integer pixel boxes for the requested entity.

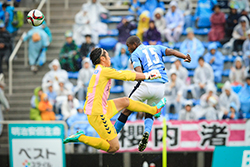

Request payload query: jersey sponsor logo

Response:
[94,70,99,74]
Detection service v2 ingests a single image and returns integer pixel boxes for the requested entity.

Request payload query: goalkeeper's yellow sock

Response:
[78,135,110,152]
[127,98,157,115]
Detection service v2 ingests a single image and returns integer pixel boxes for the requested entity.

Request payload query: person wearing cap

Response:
[194,57,214,98]
[179,100,197,121]
[153,8,166,39]
[23,25,49,72]
[0,19,11,75]
[79,34,95,58]
[164,1,184,43]
[219,81,240,118]
[180,27,205,69]
[56,78,70,97]
[76,58,95,101]
[165,69,184,114]
[238,75,250,116]
[42,59,73,93]
[204,43,224,83]
[143,20,161,45]
[232,16,249,56]
[0,79,9,135]
[59,30,80,72]
[209,5,226,41]
[194,0,217,28]
[242,29,250,66]
[229,56,245,85]
[61,92,79,121]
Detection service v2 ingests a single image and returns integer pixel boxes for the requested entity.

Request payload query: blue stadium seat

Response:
[222,69,230,77]
[68,72,79,79]
[192,99,200,106]
[174,42,182,49]
[194,28,211,35]
[130,29,137,36]
[101,16,122,23]
[168,113,179,120]
[188,70,194,77]
[99,29,119,37]
[110,85,124,94]
[224,55,236,62]
[197,16,211,28]
[99,37,118,50]
[202,41,222,48]
[231,85,242,94]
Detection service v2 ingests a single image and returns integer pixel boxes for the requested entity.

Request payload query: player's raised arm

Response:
[165,48,191,62]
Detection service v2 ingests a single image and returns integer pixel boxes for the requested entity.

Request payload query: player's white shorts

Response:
[129,82,165,106]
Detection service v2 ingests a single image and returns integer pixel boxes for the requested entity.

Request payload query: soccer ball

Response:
[27,9,45,26]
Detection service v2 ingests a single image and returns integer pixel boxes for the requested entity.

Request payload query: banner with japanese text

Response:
[8,123,66,167]
[117,120,248,152]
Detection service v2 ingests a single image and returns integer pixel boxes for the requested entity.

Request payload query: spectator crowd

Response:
[25,0,250,151]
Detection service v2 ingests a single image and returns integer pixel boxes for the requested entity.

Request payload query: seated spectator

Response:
[180,28,205,69]
[76,58,94,101]
[164,1,184,43]
[61,93,79,121]
[30,87,43,121]
[238,75,250,116]
[42,59,73,92]
[208,5,225,41]
[200,84,219,109]
[222,5,240,44]
[129,0,141,17]
[112,45,130,70]
[0,80,9,135]
[41,21,52,44]
[229,0,249,13]
[242,30,250,66]
[46,83,57,106]
[117,17,136,44]
[56,78,70,96]
[194,0,217,28]
[204,96,218,120]
[38,93,56,121]
[123,61,137,97]
[143,20,161,45]
[222,102,239,120]
[165,69,184,114]
[140,0,165,19]
[170,58,188,83]
[179,100,197,121]
[23,26,49,72]
[0,20,11,75]
[80,35,95,58]
[153,8,166,39]
[204,43,224,83]
[82,0,108,44]
[73,8,92,46]
[177,0,193,29]
[229,57,245,85]
[136,11,150,41]
[232,16,249,56]
[219,81,240,118]
[194,57,214,98]
[59,30,80,72]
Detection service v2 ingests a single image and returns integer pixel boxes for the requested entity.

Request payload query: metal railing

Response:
[8,32,27,95]
[65,0,69,9]
[37,0,50,25]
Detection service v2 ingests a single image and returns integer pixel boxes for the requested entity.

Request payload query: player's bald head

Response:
[126,36,141,45]
[126,36,142,53]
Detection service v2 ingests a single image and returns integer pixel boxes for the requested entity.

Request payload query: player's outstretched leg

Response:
[63,130,111,152]
[114,110,132,134]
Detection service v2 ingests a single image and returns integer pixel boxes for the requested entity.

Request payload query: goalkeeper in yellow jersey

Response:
[63,48,166,153]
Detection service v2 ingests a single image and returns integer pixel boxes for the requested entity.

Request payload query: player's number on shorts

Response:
[142,48,160,67]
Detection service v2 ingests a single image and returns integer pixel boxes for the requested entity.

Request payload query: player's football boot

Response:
[138,132,149,152]
[63,130,85,144]
[154,97,167,118]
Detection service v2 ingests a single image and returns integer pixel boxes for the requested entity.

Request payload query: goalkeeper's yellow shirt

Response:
[84,64,136,115]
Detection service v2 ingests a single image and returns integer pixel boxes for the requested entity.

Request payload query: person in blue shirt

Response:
[180,27,205,69]
[139,0,165,19]
[112,44,130,70]
[114,35,191,152]
[194,0,217,28]
[222,102,239,120]
[238,75,250,118]
[129,0,141,17]
[204,43,224,83]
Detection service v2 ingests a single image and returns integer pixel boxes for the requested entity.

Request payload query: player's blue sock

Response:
[114,120,125,134]
[114,113,128,134]
[144,118,154,134]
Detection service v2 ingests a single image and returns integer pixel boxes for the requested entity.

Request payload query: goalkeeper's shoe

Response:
[138,132,149,152]
[63,130,85,144]
[154,98,167,118]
